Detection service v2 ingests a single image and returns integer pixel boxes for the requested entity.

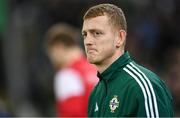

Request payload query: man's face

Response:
[82,15,119,65]
[48,44,66,68]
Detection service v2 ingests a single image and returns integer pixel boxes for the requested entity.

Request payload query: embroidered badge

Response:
[109,95,119,113]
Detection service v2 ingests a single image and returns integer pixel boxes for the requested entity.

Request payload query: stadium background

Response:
[0,0,179,116]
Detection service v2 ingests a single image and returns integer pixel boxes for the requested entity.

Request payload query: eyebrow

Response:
[82,29,102,34]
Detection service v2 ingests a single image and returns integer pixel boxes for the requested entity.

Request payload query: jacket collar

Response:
[97,51,131,81]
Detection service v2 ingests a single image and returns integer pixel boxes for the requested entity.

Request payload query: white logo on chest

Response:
[109,95,119,113]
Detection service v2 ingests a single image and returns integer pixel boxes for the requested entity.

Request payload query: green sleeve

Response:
[119,80,147,117]
[122,80,148,117]
[136,88,149,117]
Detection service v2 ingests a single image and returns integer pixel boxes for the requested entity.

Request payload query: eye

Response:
[94,31,102,37]
[82,32,87,39]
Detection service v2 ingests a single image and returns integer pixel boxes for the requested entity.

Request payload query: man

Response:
[46,23,98,117]
[82,3,173,117]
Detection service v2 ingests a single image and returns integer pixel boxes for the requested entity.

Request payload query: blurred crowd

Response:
[0,0,179,117]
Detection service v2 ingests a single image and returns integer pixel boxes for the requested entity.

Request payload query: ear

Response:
[116,30,126,48]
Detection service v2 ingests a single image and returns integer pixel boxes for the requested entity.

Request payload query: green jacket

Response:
[88,52,173,117]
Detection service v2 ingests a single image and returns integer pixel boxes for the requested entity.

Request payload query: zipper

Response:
[101,79,108,116]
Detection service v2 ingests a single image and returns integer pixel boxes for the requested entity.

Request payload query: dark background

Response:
[0,0,180,116]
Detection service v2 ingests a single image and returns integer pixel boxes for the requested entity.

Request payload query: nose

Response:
[84,33,93,46]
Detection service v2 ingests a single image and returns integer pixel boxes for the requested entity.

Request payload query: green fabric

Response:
[0,0,8,34]
[88,51,173,117]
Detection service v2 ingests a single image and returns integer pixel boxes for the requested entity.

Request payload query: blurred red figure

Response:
[46,23,98,117]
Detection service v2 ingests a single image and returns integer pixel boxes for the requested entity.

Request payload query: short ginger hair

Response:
[83,3,127,32]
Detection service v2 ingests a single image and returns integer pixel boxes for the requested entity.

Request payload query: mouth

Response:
[87,48,97,54]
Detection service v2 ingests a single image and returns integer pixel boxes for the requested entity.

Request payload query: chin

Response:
[88,59,100,65]
[87,59,95,64]
[87,58,96,64]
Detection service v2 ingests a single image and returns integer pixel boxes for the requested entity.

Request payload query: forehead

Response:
[82,15,110,31]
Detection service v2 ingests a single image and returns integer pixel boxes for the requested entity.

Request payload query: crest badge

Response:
[109,95,119,113]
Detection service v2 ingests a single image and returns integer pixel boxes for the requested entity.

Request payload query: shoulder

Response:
[122,61,161,84]
[121,62,159,97]
[122,61,173,117]
[54,68,84,101]
[122,61,169,101]
[56,68,80,78]
[55,68,83,86]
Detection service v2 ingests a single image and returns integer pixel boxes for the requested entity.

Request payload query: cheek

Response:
[50,48,63,61]
[51,51,59,62]
[49,49,56,60]
[100,39,115,52]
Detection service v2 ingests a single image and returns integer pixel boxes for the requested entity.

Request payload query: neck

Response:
[97,50,124,73]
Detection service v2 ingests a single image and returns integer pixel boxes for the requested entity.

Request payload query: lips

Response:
[87,48,97,53]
